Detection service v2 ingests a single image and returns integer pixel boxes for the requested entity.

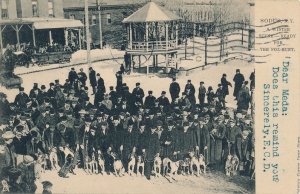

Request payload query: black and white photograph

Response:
[0,0,259,193]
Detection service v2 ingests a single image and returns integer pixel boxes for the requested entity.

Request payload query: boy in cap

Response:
[42,181,53,194]
[169,77,180,103]
[198,81,206,109]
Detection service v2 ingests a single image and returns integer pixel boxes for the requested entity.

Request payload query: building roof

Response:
[0,18,83,29]
[63,0,146,8]
[123,2,181,23]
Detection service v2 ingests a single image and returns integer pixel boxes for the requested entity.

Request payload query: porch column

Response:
[165,54,168,73]
[165,23,169,51]
[78,29,82,49]
[193,23,196,55]
[32,27,36,47]
[145,22,149,52]
[0,26,3,53]
[64,29,69,46]
[49,30,53,46]
[16,25,20,50]
[129,23,132,49]
[175,23,178,48]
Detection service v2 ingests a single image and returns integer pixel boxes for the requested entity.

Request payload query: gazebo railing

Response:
[129,40,177,52]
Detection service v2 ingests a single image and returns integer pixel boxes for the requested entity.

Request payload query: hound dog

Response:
[136,155,145,176]
[85,152,98,174]
[198,154,206,174]
[110,152,125,177]
[153,155,162,177]
[127,152,136,176]
[189,152,200,176]
[225,154,239,176]
[97,151,105,175]
[35,154,47,179]
[162,157,180,177]
[49,147,58,170]
[180,157,191,175]
[225,154,233,176]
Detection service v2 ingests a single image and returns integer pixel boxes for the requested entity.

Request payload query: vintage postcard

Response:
[0,0,299,194]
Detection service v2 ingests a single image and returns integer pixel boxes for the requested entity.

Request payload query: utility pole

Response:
[96,0,103,49]
[85,0,91,66]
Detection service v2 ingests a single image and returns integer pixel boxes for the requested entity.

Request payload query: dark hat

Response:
[110,86,114,90]
[244,81,249,85]
[140,121,146,126]
[236,69,240,72]
[128,120,134,126]
[183,121,189,126]
[148,90,153,94]
[33,83,38,86]
[60,115,67,121]
[168,120,175,126]
[198,117,205,122]
[58,124,66,131]
[136,82,140,86]
[161,91,166,95]
[187,79,191,82]
[71,67,75,70]
[41,85,46,89]
[85,118,92,123]
[65,79,69,82]
[97,73,100,76]
[74,120,81,127]
[15,125,24,132]
[172,77,176,81]
[120,112,126,117]
[55,79,59,83]
[19,87,24,91]
[156,120,163,126]
[200,81,204,84]
[218,84,221,87]
[42,181,53,189]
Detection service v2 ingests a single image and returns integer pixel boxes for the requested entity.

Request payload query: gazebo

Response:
[122,1,181,74]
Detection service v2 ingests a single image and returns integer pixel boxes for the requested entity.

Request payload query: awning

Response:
[33,19,83,29]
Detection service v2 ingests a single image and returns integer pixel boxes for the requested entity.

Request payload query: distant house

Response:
[63,0,145,49]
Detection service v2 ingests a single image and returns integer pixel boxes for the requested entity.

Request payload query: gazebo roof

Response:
[122,2,181,23]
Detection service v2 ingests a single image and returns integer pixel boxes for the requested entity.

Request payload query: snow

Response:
[35,169,253,194]
[1,58,253,110]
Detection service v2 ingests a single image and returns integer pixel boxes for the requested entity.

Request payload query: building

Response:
[63,0,145,49]
[0,0,83,53]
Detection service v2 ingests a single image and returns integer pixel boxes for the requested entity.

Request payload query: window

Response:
[32,0,38,17]
[48,0,54,17]
[69,14,75,19]
[106,13,111,24]
[1,0,8,19]
[92,15,97,25]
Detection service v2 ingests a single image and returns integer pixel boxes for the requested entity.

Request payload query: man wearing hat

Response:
[160,120,177,159]
[175,121,195,161]
[78,68,87,86]
[184,80,196,105]
[18,155,37,193]
[37,85,48,105]
[144,124,160,180]
[144,91,156,110]
[225,119,242,156]
[68,67,78,86]
[169,78,180,103]
[216,84,226,108]
[0,92,12,122]
[14,87,30,111]
[179,92,191,111]
[132,82,145,105]
[89,67,97,95]
[29,83,40,99]
[157,91,170,112]
[236,129,251,174]
[198,81,206,109]
[109,86,118,105]
[195,117,210,161]
[2,131,16,167]
[233,69,245,99]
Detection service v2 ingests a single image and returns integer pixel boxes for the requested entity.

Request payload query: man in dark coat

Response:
[14,87,30,111]
[157,91,170,112]
[68,68,78,86]
[89,67,97,95]
[160,120,177,159]
[96,73,106,94]
[184,80,196,105]
[144,125,160,180]
[121,123,138,171]
[175,122,195,160]
[109,86,118,106]
[144,91,156,110]
[221,74,232,101]
[233,69,245,98]
[132,82,145,105]
[198,81,206,109]
[169,78,180,103]
[78,68,87,86]
[193,118,210,157]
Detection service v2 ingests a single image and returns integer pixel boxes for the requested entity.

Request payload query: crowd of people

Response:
[0,65,255,193]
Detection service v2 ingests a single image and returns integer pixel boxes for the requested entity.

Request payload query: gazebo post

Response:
[165,22,169,50]
[0,26,3,53]
[145,22,149,52]
[79,28,82,49]
[193,23,196,55]
[49,30,53,46]
[175,23,178,48]
[15,25,20,51]
[64,29,69,46]
[32,27,36,48]
[129,23,132,49]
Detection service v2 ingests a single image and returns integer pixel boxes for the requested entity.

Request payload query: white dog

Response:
[98,151,105,175]
[111,152,125,177]
[136,155,145,176]
[153,155,162,177]
[162,157,180,176]
[49,147,58,170]
[127,153,136,176]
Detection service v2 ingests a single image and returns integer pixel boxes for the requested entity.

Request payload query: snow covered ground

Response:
[1,58,254,109]
[34,169,254,194]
